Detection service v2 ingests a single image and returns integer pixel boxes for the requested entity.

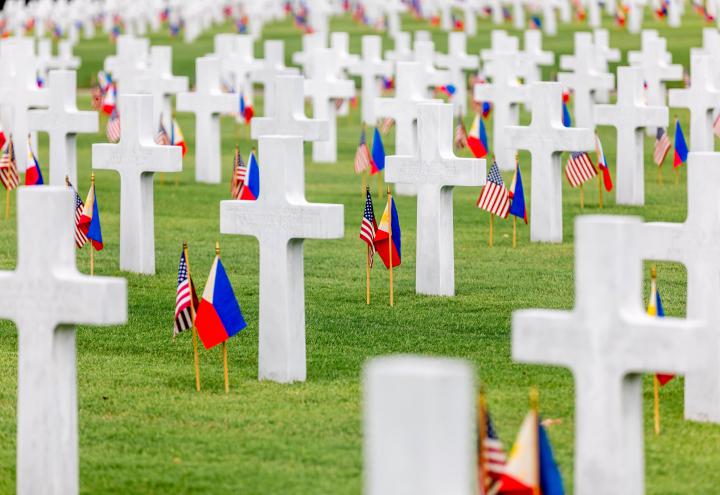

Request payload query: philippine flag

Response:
[24,136,43,186]
[373,196,401,269]
[101,83,117,115]
[240,92,254,124]
[171,118,187,156]
[467,114,489,158]
[673,119,688,168]
[508,162,527,224]
[595,133,613,191]
[195,255,247,349]
[240,151,260,200]
[370,127,385,175]
[79,181,104,250]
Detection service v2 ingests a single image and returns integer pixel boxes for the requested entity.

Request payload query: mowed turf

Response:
[1,11,719,494]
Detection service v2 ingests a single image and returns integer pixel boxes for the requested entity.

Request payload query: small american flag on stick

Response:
[565,152,597,188]
[67,178,88,248]
[477,160,510,218]
[654,127,671,166]
[155,116,171,145]
[106,108,121,143]
[454,112,468,150]
[354,127,372,174]
[379,117,394,135]
[231,146,246,199]
[360,187,377,267]
[713,111,720,138]
[175,248,199,336]
[0,138,19,191]
[479,409,506,493]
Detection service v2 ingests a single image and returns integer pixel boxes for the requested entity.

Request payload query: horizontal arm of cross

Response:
[512,310,583,367]
[593,104,668,128]
[92,142,183,174]
[386,154,486,187]
[636,222,689,263]
[56,274,127,326]
[505,126,595,153]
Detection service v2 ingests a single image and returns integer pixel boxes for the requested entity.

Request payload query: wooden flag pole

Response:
[184,241,201,392]
[90,173,96,276]
[388,187,394,308]
[477,390,488,490]
[361,171,367,200]
[488,214,494,247]
[598,173,603,209]
[530,387,541,495]
[595,131,603,209]
[366,245,371,305]
[653,375,661,436]
[658,166,663,187]
[377,172,382,199]
[216,241,230,394]
[580,183,585,209]
[4,187,10,220]
[512,216,517,249]
[675,166,680,186]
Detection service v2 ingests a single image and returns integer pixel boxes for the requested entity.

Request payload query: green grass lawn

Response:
[1,10,719,494]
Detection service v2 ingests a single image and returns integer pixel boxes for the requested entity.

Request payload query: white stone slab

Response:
[220,136,344,383]
[92,94,182,274]
[0,186,126,495]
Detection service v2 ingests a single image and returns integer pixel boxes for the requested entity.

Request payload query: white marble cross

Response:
[506,82,595,243]
[92,94,182,274]
[330,31,360,74]
[216,34,262,112]
[640,153,720,424]
[386,31,413,62]
[292,32,327,76]
[542,0,558,35]
[558,32,614,129]
[519,30,554,85]
[103,35,149,94]
[513,215,704,495]
[592,29,621,103]
[474,50,528,171]
[701,28,720,89]
[631,35,682,108]
[348,35,393,124]
[668,53,720,153]
[220,135,344,383]
[0,186,126,495]
[375,62,436,197]
[304,48,355,163]
[363,356,475,495]
[386,102,485,296]
[251,40,299,118]
[251,75,328,141]
[436,32,479,114]
[480,30,519,72]
[594,66,667,205]
[176,56,238,184]
[413,40,452,98]
[28,70,98,186]
[136,46,188,130]
[627,0,648,33]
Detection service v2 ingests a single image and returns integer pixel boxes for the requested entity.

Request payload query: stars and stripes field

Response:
[1,13,720,495]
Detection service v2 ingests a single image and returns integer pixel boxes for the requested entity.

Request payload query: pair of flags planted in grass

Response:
[455,109,490,159]
[355,126,386,175]
[477,159,527,222]
[647,270,674,386]
[68,177,103,251]
[0,134,45,189]
[230,146,260,200]
[654,119,688,169]
[479,400,564,494]
[155,115,188,156]
[174,246,246,349]
[563,134,613,191]
[360,188,401,269]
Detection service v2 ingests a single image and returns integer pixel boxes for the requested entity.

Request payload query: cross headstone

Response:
[103,35,149,94]
[216,34,262,112]
[386,102,485,296]
[558,32,614,129]
[304,48,355,163]
[413,40,452,97]
[593,29,621,103]
[512,214,704,494]
[474,50,528,170]
[251,40,299,118]
[506,82,595,243]
[176,56,238,184]
[386,31,413,62]
[375,62,437,197]
[251,75,329,141]
[0,186,126,495]
[594,67,668,206]
[701,28,720,88]
[542,0,558,35]
[363,356,475,495]
[512,0,527,30]
[480,30,519,71]
[28,70,98,186]
[520,30,554,85]
[348,35,393,124]
[640,153,720,424]
[436,32,479,114]
[220,135,344,383]
[587,0,601,27]
[292,32,327,76]
[631,35,682,108]
[136,46,188,130]
[668,53,720,153]
[92,94,182,274]
[627,0,648,33]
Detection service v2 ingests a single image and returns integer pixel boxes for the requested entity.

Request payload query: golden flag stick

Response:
[366,245,371,305]
[654,375,661,436]
[488,214,494,247]
[580,183,585,209]
[530,387,540,495]
[216,241,230,394]
[5,187,10,220]
[388,187,394,308]
[184,241,202,392]
[512,216,517,249]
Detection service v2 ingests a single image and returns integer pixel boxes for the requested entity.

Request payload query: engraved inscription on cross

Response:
[250,75,328,142]
[386,102,485,296]
[640,153,720,424]
[0,187,126,495]
[513,215,705,495]
[220,136,344,383]
[92,94,182,274]
[594,66,668,206]
[668,53,720,153]
[28,70,98,186]
[176,56,238,184]
[506,82,594,243]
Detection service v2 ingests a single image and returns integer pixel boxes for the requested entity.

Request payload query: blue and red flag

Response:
[24,136,43,186]
[481,101,492,119]
[595,133,613,191]
[562,91,572,127]
[240,92,254,123]
[508,161,527,224]
[435,84,456,98]
[79,180,103,251]
[373,195,401,269]
[648,272,674,385]
[370,127,385,175]
[195,254,246,349]
[170,118,187,157]
[673,118,688,168]
[467,114,489,158]
[239,150,259,200]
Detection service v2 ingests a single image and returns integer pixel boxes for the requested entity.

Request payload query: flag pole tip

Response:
[215,241,220,256]
[529,386,539,410]
[651,265,657,279]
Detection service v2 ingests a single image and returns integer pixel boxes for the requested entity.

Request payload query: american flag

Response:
[231,146,246,199]
[477,161,510,218]
[564,151,597,188]
[155,117,171,145]
[174,249,198,336]
[360,188,377,267]
[67,179,88,248]
[354,128,372,174]
[0,138,19,191]
[454,112,468,150]
[713,111,720,138]
[654,127,671,166]
[480,410,506,492]
[106,108,121,143]
[379,117,394,134]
